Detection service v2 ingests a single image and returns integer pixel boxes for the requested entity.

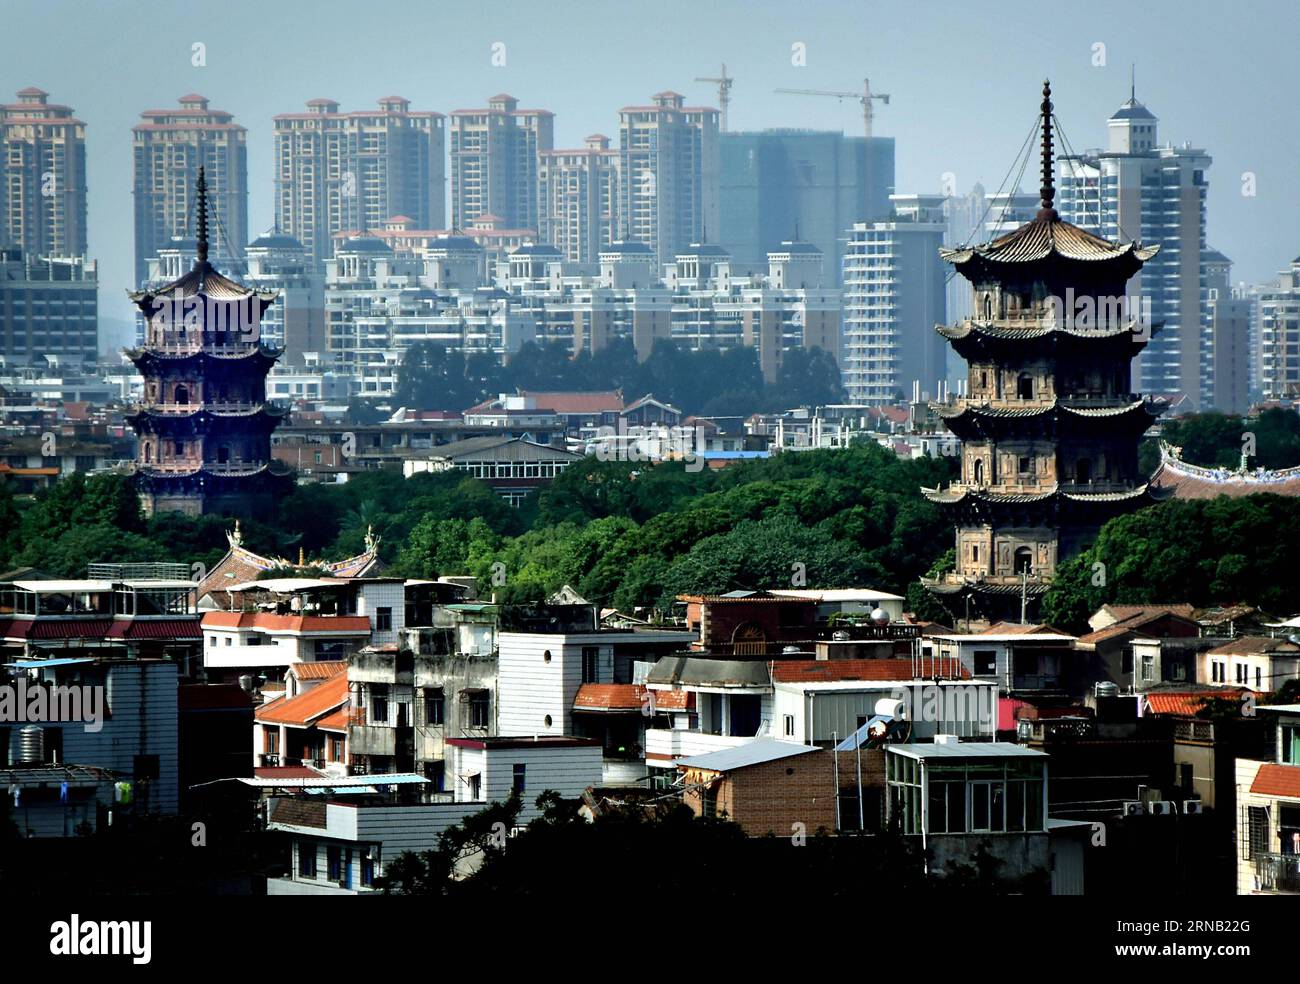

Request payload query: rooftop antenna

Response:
[1037,80,1057,220]
[1130,63,1136,101]
[195,165,210,265]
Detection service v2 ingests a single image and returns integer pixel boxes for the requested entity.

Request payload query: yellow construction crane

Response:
[774,78,890,138]
[695,63,734,132]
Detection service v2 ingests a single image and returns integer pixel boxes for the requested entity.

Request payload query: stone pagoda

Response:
[126,167,291,518]
[922,81,1166,624]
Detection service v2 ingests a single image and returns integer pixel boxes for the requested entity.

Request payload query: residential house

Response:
[1236,705,1300,894]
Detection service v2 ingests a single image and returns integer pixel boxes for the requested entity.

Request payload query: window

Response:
[1247,806,1270,860]
[1013,547,1033,575]
[376,607,392,632]
[370,685,389,725]
[469,691,490,729]
[327,845,341,881]
[581,646,599,684]
[783,714,795,737]
[298,843,317,879]
[974,650,997,676]
[360,853,375,887]
[424,687,444,726]
[1018,456,1033,476]
[1017,374,1034,400]
[1141,654,1155,683]
[512,763,526,796]
[328,735,344,762]
[1212,661,1225,683]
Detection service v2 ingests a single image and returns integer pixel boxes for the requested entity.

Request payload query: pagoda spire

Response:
[196,165,210,265]
[1038,79,1057,220]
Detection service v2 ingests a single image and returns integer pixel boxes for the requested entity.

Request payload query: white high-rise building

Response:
[1058,89,1212,407]
[841,195,948,405]
[1258,257,1300,401]
[449,94,552,233]
[538,134,620,263]
[274,97,445,269]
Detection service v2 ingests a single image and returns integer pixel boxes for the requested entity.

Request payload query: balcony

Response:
[1253,853,1300,894]
[645,728,751,763]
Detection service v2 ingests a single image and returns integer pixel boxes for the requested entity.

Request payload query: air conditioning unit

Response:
[1149,801,1175,816]
[1182,800,1203,815]
[1122,801,1143,817]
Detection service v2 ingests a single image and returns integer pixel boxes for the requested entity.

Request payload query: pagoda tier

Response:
[934,397,1164,441]
[125,167,289,519]
[126,403,290,427]
[921,81,1165,626]
[935,318,1158,364]
[125,344,282,376]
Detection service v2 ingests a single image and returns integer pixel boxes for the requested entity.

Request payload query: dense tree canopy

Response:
[1041,494,1300,632]
[1138,408,1300,474]
[389,336,846,418]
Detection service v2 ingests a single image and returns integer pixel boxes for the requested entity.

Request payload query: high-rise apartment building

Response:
[449,94,552,233]
[1,87,87,257]
[273,97,445,268]
[617,92,719,268]
[1057,90,1211,406]
[132,95,247,286]
[538,135,620,263]
[1203,250,1251,414]
[1258,256,1300,401]
[841,195,948,404]
[718,129,894,283]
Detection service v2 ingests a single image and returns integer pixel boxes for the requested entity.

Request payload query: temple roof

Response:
[941,218,1159,267]
[921,483,1157,507]
[1149,443,1300,500]
[942,80,1157,273]
[933,397,1164,423]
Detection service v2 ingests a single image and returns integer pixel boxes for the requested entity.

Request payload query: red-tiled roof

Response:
[1251,763,1300,799]
[0,618,200,640]
[649,689,693,711]
[573,683,646,711]
[1144,689,1246,717]
[255,675,348,727]
[1207,636,1300,657]
[771,659,970,683]
[981,622,1066,636]
[254,766,322,779]
[202,611,371,633]
[520,390,624,414]
[289,661,347,680]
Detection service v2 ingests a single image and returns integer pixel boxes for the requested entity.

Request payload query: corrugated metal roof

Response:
[889,741,1048,760]
[677,738,819,772]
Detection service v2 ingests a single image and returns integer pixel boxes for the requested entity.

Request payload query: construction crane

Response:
[774,78,890,138]
[695,63,734,132]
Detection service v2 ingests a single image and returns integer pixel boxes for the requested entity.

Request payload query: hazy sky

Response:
[4,0,1297,328]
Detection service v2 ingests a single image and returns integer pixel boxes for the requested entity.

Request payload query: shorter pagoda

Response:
[922,82,1167,625]
[126,168,291,518]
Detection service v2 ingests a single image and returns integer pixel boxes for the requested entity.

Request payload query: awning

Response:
[5,657,97,669]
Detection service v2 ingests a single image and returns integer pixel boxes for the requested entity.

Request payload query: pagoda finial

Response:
[1037,79,1057,220]
[195,165,210,265]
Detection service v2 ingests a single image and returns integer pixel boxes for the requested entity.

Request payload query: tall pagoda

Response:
[922,82,1166,624]
[126,167,291,518]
